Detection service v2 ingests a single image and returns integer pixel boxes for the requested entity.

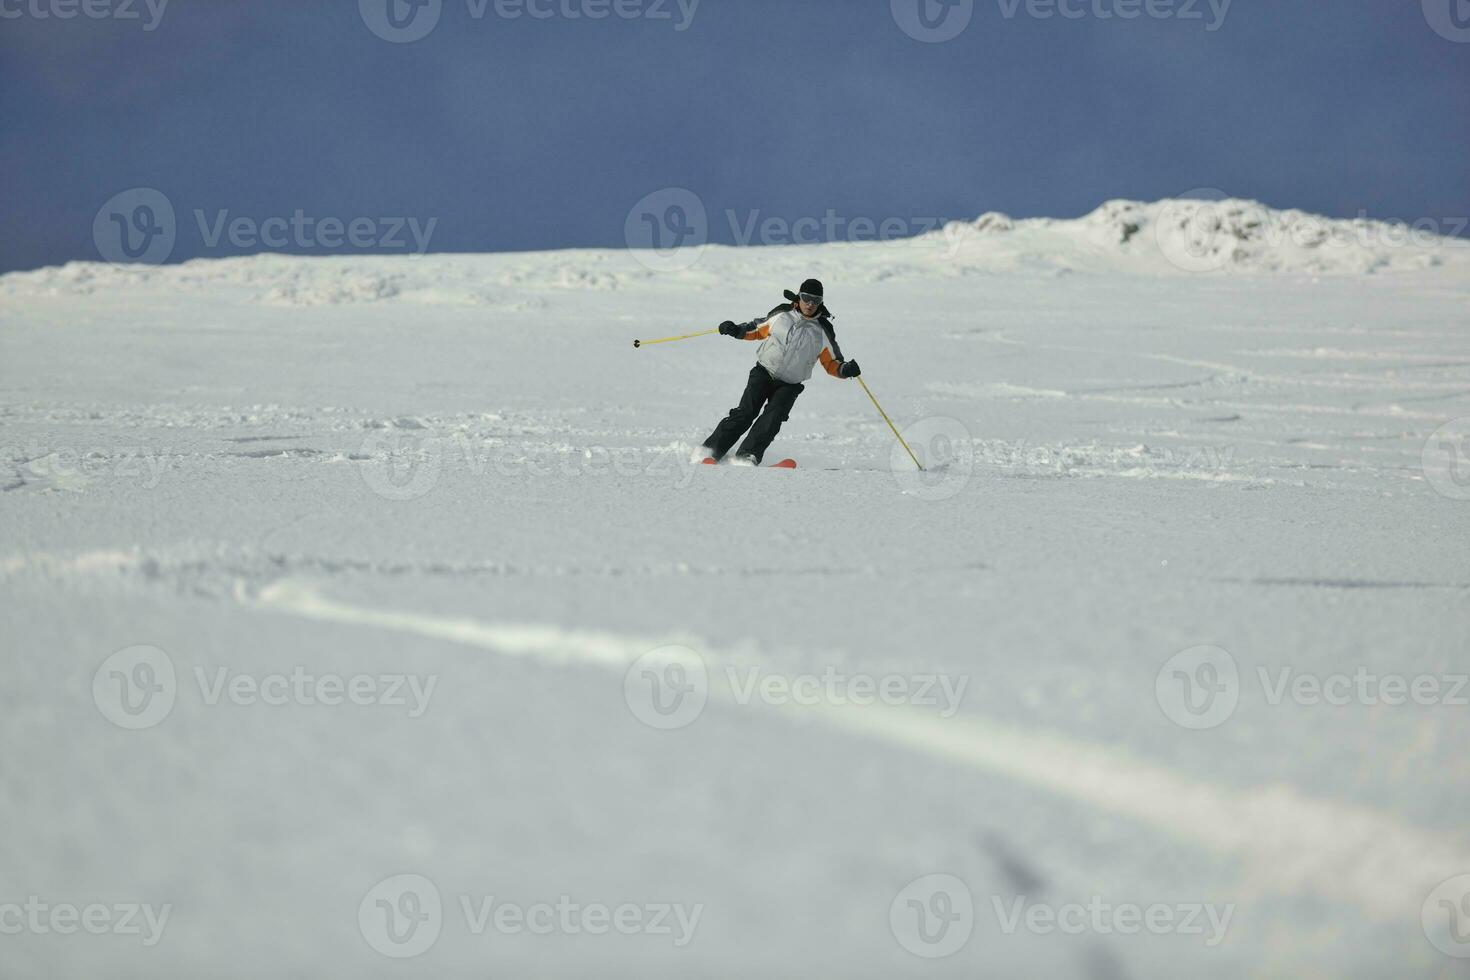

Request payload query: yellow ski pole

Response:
[633,329,719,349]
[858,376,924,471]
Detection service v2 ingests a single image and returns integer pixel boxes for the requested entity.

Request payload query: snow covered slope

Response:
[2,200,1468,979]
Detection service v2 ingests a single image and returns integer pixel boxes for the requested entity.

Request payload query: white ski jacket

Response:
[741,309,844,384]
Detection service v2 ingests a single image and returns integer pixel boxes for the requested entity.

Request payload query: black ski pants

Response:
[703,364,804,463]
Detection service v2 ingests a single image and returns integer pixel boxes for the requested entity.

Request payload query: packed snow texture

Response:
[2,199,1469,979]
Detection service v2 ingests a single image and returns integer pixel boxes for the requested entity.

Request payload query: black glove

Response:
[839,359,861,379]
[718,320,744,338]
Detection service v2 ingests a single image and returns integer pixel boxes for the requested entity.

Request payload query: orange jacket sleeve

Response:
[818,347,843,378]
[742,322,771,341]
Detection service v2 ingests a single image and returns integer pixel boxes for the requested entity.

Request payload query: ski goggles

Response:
[797,292,824,307]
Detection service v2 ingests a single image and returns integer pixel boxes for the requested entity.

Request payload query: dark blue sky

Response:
[2,0,1467,272]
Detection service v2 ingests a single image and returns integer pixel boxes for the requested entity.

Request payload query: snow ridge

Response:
[3,198,1465,307]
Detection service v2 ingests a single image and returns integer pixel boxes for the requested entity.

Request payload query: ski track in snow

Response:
[6,539,1465,927]
[248,577,1469,925]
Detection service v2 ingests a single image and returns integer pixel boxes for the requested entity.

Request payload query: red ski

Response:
[700,457,797,469]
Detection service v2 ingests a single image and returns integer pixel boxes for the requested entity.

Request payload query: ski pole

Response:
[858,377,924,472]
[632,329,719,349]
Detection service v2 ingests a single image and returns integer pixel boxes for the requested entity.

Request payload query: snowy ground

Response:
[3,201,1470,978]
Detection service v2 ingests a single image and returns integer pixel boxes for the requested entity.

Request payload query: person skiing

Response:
[697,279,861,466]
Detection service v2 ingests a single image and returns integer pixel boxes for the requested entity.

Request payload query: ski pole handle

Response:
[859,377,924,472]
[633,329,719,349]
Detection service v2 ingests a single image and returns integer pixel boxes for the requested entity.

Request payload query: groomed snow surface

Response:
[3,200,1469,978]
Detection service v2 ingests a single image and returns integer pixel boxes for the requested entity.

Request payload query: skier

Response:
[697,279,861,466]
